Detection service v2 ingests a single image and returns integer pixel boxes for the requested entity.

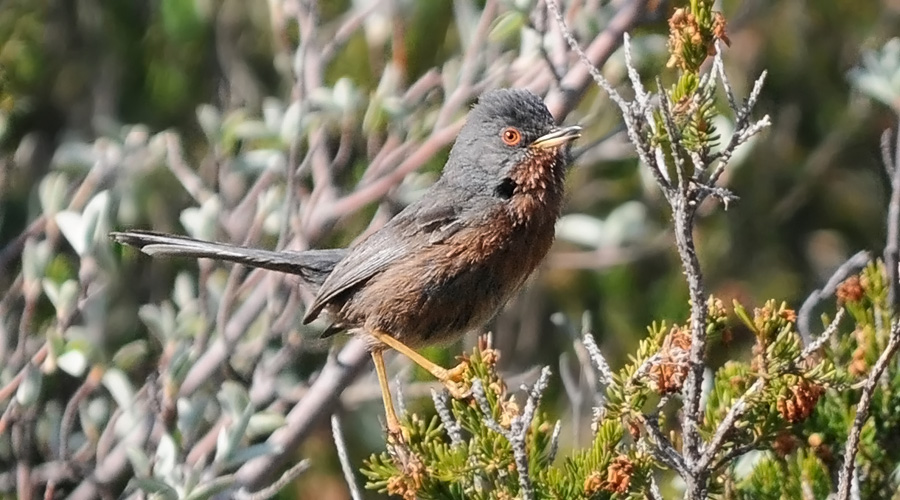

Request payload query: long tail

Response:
[110,230,345,287]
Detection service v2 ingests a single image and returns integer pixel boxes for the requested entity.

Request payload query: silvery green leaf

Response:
[55,211,87,255]
[513,0,535,11]
[182,476,235,500]
[196,104,222,140]
[233,120,273,141]
[51,141,96,171]
[375,63,401,96]
[247,411,286,438]
[310,86,338,112]
[256,186,283,219]
[57,349,88,377]
[556,214,605,248]
[177,395,207,438]
[0,112,6,141]
[126,447,153,477]
[16,364,42,407]
[42,279,80,317]
[362,95,387,134]
[279,100,303,144]
[154,432,178,479]
[452,0,479,46]
[139,302,177,342]
[35,401,62,455]
[112,340,149,371]
[215,403,254,464]
[223,442,280,468]
[22,239,52,284]
[80,191,111,254]
[80,290,107,330]
[85,397,110,428]
[849,71,899,108]
[488,11,526,43]
[214,423,232,463]
[182,464,200,497]
[63,334,92,353]
[39,173,70,216]
[262,97,284,131]
[849,38,900,111]
[180,196,220,241]
[602,201,649,245]
[263,210,282,235]
[132,477,178,500]
[234,149,285,173]
[217,381,250,419]
[332,77,360,113]
[441,59,461,92]
[102,368,135,412]
[173,272,197,310]
[167,344,194,383]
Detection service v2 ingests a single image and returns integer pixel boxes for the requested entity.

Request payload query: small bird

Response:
[111,88,581,436]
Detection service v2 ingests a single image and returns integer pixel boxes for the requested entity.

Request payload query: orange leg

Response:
[371,350,402,437]
[369,329,469,398]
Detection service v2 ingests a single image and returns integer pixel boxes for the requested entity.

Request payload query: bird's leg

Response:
[369,329,469,399]
[371,350,403,440]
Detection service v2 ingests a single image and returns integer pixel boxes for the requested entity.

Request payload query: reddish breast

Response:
[344,146,568,347]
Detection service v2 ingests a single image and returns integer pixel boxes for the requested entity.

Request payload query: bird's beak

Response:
[530,125,582,150]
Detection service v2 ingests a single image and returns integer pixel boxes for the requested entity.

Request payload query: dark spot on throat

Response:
[494,177,516,199]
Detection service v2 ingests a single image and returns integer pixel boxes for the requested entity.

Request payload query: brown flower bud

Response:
[603,456,634,494]
[836,276,865,304]
[649,327,691,394]
[777,379,824,423]
[583,471,604,496]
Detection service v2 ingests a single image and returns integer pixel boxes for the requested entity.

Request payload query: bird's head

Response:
[442,88,581,203]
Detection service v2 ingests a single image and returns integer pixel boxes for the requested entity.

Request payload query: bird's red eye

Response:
[501,127,522,146]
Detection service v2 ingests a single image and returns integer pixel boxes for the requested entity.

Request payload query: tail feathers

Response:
[110,230,344,286]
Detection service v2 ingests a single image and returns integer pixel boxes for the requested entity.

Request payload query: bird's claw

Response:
[386,424,410,446]
[441,361,471,399]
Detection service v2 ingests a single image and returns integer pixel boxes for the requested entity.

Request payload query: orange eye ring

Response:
[501,127,522,146]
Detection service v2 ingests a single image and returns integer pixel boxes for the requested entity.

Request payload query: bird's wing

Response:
[302,200,463,324]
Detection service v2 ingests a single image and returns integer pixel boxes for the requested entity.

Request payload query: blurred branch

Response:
[234,339,369,490]
[543,0,651,119]
[234,459,311,500]
[797,250,870,343]
[547,232,671,269]
[882,123,900,309]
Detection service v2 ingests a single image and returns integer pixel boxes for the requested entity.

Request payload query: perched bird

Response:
[111,88,581,436]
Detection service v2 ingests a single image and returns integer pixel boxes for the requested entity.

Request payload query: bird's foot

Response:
[439,360,471,399]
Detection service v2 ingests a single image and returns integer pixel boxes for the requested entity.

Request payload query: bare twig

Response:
[797,250,870,342]
[234,459,311,500]
[431,389,463,447]
[234,339,369,489]
[471,367,552,500]
[543,0,650,119]
[882,122,900,309]
[331,414,363,500]
[836,320,900,499]
[799,308,845,361]
[581,333,613,386]
[641,414,689,477]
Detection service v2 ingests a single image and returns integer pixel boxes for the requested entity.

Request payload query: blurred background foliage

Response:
[2,0,900,498]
